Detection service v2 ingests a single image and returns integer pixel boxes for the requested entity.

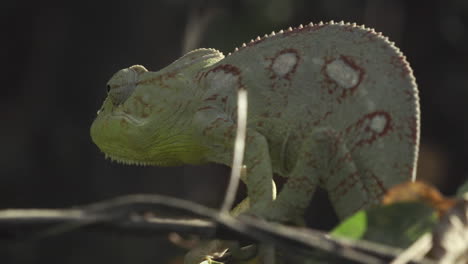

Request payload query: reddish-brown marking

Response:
[197,106,214,111]
[215,117,228,124]
[203,93,219,101]
[246,134,257,144]
[335,151,353,171]
[407,116,419,145]
[211,64,241,76]
[342,24,359,33]
[354,201,370,212]
[303,151,313,159]
[221,96,228,103]
[120,118,128,128]
[363,30,380,41]
[223,124,236,139]
[266,48,301,81]
[257,121,264,127]
[285,176,317,194]
[392,163,415,180]
[322,55,365,102]
[202,117,228,135]
[134,95,149,107]
[390,55,412,79]
[132,99,139,112]
[312,111,332,126]
[194,70,204,81]
[340,55,365,90]
[304,151,319,169]
[345,111,393,149]
[360,176,371,195]
[403,90,415,103]
[246,158,262,174]
[131,96,153,118]
[330,171,361,198]
[321,129,340,159]
[200,64,245,91]
[406,165,415,178]
[320,57,338,96]
[164,70,177,80]
[368,172,387,196]
[138,75,170,89]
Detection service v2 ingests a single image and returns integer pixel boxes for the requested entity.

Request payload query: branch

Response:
[0,194,437,263]
[0,194,222,241]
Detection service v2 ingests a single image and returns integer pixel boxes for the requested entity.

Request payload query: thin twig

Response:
[0,195,437,263]
[390,233,433,264]
[221,88,248,213]
[0,195,219,241]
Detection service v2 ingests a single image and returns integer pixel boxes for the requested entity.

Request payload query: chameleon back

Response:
[200,22,419,193]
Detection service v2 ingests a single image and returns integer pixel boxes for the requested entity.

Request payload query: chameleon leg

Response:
[264,128,377,222]
[322,130,383,220]
[231,165,276,217]
[193,109,276,212]
[316,128,374,219]
[257,129,324,222]
[242,130,276,209]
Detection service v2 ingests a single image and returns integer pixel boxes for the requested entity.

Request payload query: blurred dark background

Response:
[2,0,468,263]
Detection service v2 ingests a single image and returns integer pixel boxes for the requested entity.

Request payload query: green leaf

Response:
[456,180,468,198]
[331,210,367,239]
[331,202,437,248]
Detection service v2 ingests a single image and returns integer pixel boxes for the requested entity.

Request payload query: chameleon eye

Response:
[107,68,139,105]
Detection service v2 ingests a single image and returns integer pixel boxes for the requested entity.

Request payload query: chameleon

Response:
[90,21,420,261]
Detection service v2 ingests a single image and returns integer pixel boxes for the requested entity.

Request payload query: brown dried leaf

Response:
[382,181,457,217]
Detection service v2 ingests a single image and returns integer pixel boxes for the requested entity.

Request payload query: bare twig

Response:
[390,233,433,264]
[0,195,437,263]
[222,214,435,264]
[222,88,248,213]
[0,194,218,241]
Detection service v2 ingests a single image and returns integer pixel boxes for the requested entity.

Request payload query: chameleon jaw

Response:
[103,153,153,166]
[101,151,184,167]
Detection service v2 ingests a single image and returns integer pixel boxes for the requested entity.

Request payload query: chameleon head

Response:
[90,65,206,166]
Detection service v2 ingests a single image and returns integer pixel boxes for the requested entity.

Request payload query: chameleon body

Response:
[91,21,419,224]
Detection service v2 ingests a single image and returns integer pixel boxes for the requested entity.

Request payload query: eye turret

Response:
[106,65,147,105]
